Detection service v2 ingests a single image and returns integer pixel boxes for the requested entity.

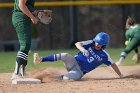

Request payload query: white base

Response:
[12,78,41,84]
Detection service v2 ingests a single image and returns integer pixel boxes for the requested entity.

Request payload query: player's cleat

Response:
[33,53,42,64]
[136,54,140,63]
[58,75,64,80]
[132,54,140,63]
[11,63,27,80]
[11,73,23,80]
[58,75,70,80]
[11,71,28,80]
[132,54,137,61]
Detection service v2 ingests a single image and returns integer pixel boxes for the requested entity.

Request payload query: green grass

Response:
[0,48,139,73]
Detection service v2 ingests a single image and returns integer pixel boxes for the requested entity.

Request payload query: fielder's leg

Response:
[11,51,28,79]
[12,13,31,79]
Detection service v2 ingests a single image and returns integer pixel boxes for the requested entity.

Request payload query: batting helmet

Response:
[93,32,110,46]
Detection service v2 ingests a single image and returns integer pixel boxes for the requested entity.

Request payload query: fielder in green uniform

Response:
[11,0,38,79]
[116,17,140,66]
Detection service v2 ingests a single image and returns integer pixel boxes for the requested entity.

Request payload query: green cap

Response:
[128,16,134,18]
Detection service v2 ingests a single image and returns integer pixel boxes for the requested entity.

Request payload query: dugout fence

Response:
[1,0,140,8]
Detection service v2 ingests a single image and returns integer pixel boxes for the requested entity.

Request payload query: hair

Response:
[92,41,106,49]
[125,17,136,29]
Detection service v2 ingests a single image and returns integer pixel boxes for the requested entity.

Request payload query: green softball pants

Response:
[12,12,32,74]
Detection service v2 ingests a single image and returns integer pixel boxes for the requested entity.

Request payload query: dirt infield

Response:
[0,66,140,93]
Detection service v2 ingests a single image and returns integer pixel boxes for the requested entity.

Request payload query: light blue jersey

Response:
[75,40,114,73]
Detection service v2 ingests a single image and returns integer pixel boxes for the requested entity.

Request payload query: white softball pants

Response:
[59,53,84,80]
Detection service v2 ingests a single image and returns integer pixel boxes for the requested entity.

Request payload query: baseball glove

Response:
[33,10,52,25]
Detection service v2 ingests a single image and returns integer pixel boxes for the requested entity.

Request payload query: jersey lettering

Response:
[87,57,94,63]
[88,48,103,61]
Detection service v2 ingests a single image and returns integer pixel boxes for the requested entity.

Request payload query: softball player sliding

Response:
[34,32,124,80]
[11,0,38,79]
[116,17,140,66]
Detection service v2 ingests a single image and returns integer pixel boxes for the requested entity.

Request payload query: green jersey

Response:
[125,25,140,40]
[13,0,35,12]
[124,25,140,54]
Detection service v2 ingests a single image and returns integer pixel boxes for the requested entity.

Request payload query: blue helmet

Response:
[93,32,110,46]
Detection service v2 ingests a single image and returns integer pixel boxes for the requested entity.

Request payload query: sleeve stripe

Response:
[103,50,114,64]
[81,40,93,45]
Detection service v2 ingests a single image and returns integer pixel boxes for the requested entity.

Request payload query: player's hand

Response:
[31,16,39,24]
[81,49,89,57]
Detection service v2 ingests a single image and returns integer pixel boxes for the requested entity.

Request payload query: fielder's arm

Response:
[19,0,38,24]
[111,63,124,78]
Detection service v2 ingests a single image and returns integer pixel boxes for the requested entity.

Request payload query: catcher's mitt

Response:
[33,10,52,24]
